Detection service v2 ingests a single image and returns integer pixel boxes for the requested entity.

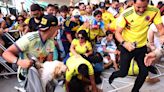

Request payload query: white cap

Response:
[72,9,80,17]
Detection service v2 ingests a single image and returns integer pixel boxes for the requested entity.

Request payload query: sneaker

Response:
[146,77,160,84]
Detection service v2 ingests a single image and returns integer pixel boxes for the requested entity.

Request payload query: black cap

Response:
[39,15,58,31]
[99,2,106,8]
[30,4,41,11]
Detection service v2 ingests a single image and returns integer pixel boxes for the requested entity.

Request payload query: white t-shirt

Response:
[107,7,119,17]
[101,37,117,61]
[148,16,164,48]
[101,37,117,50]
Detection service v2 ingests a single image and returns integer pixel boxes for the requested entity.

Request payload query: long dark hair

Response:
[77,30,89,41]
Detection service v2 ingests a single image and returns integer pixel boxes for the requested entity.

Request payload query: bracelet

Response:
[13,57,18,64]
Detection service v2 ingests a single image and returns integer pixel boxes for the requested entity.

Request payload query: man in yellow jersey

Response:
[99,2,115,31]
[65,55,100,92]
[108,0,164,92]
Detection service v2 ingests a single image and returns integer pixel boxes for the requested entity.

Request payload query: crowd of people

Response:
[0,0,164,92]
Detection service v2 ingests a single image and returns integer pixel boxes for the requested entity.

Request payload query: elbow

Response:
[2,51,8,61]
[2,51,6,58]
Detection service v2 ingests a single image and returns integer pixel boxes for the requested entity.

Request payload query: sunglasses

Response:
[78,36,85,39]
[18,19,24,21]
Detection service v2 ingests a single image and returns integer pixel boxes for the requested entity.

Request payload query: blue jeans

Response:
[57,39,65,58]
[63,54,70,64]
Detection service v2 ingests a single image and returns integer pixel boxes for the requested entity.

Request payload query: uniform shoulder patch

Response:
[123,9,133,17]
[65,20,71,27]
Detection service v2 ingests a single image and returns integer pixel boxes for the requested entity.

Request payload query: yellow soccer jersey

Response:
[119,7,124,14]
[78,21,105,41]
[89,29,105,40]
[117,5,162,48]
[24,17,30,24]
[77,25,89,33]
[69,39,92,56]
[109,18,117,32]
[102,11,115,30]
[65,56,94,82]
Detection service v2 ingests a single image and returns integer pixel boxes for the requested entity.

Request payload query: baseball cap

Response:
[72,9,81,18]
[39,15,58,31]
[99,2,106,8]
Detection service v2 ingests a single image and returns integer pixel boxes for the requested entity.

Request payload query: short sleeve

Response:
[149,24,158,32]
[65,69,74,82]
[117,15,126,28]
[85,61,94,75]
[15,34,30,51]
[86,41,92,51]
[153,9,162,25]
[24,18,30,24]
[72,39,78,46]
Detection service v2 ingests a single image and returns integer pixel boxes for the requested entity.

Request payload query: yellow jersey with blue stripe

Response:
[65,56,94,82]
[117,5,162,48]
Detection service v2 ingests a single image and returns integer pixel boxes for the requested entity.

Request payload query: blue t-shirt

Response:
[92,18,104,29]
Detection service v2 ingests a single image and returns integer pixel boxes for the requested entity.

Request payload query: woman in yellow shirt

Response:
[70,30,93,57]
[63,30,93,64]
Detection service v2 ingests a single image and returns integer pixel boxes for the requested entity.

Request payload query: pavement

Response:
[1,63,164,92]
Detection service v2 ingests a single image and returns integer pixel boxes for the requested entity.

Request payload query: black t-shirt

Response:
[61,20,83,42]
[28,15,43,32]
[28,18,40,32]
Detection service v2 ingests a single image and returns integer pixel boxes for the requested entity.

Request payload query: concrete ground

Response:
[1,63,164,92]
